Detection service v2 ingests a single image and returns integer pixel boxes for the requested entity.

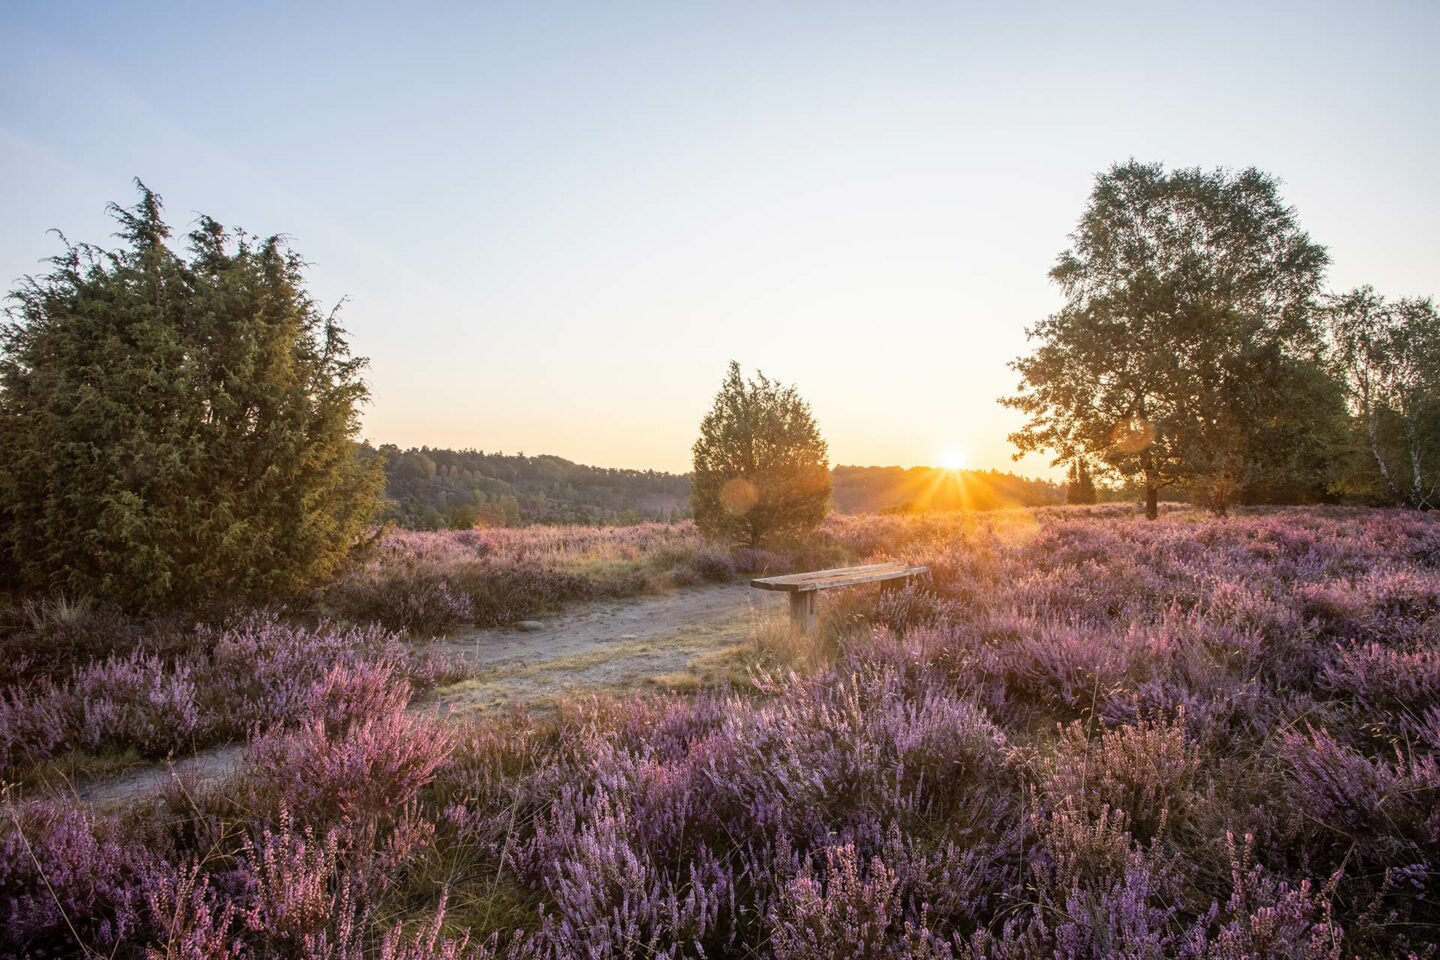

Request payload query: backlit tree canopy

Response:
[1004,161,1334,517]
[691,362,831,545]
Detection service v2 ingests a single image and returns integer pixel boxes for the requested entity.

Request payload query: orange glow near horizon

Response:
[882,462,1034,514]
[937,448,969,471]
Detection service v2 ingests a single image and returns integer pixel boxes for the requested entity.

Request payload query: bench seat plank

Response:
[751,562,929,592]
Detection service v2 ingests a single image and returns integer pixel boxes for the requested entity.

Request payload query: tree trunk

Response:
[1411,443,1435,510]
[1140,444,1159,520]
[1367,405,1402,504]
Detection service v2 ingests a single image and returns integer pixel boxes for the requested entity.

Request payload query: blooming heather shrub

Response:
[343,567,480,635]
[3,507,1440,957]
[769,844,901,960]
[237,811,351,948]
[0,801,149,958]
[0,601,190,690]
[467,562,610,626]
[0,654,206,770]
[241,706,454,827]
[868,582,949,633]
[308,660,413,735]
[1420,706,1440,752]
[1295,569,1440,644]
[686,549,736,583]
[688,666,1017,851]
[0,680,70,773]
[143,863,242,960]
[528,795,737,956]
[1038,717,1202,842]
[1278,727,1439,867]
[732,545,786,574]
[1177,834,1344,960]
[666,563,703,587]
[75,651,203,755]
[203,612,413,730]
[1097,670,1283,752]
[1321,641,1440,716]
[0,613,453,781]
[1031,800,1145,896]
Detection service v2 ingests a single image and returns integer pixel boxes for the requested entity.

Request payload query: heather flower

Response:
[685,550,736,582]
[732,546,786,574]
[76,651,204,755]
[1177,833,1344,960]
[1038,716,1202,841]
[1320,641,1440,716]
[203,611,415,730]
[2,507,1438,957]
[1279,726,1439,867]
[143,861,241,960]
[0,679,72,773]
[769,844,901,960]
[237,810,349,947]
[308,659,413,735]
[241,704,454,827]
[0,800,149,958]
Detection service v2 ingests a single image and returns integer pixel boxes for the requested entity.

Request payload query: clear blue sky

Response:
[2,1,1436,475]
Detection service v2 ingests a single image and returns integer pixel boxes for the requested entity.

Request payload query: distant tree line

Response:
[373,446,691,529]
[377,447,1070,531]
[1007,161,1439,517]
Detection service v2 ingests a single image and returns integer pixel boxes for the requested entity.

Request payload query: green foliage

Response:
[374,446,689,528]
[1004,161,1337,517]
[691,362,831,545]
[0,183,382,609]
[1065,460,1098,505]
[1325,287,1440,509]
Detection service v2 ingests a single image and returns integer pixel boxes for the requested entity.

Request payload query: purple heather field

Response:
[3,506,1439,958]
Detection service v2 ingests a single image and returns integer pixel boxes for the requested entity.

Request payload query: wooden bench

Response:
[750,561,930,634]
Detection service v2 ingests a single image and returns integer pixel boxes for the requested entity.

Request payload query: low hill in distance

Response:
[372,445,1064,529]
[370,445,691,528]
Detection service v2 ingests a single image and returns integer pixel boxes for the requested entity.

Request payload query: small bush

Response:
[240,706,454,827]
[687,550,737,583]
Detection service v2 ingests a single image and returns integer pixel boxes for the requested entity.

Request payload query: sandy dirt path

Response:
[73,581,784,806]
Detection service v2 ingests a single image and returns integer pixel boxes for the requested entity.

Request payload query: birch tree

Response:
[1326,288,1440,509]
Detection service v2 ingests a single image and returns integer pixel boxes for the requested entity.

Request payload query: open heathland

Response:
[3,506,1440,958]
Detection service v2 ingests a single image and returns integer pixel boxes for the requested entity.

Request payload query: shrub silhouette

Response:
[691,361,831,546]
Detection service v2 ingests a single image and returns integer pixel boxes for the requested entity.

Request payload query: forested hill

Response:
[370,445,691,528]
[372,445,1063,529]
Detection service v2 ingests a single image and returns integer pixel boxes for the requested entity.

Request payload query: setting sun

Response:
[938,448,968,471]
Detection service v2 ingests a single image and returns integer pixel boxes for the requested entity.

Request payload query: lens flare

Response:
[719,477,759,515]
[1109,418,1155,454]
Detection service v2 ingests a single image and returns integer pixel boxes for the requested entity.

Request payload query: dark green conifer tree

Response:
[1067,459,1098,504]
[691,362,830,545]
[0,183,382,608]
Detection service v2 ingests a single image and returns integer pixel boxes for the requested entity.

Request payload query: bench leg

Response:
[789,591,818,635]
